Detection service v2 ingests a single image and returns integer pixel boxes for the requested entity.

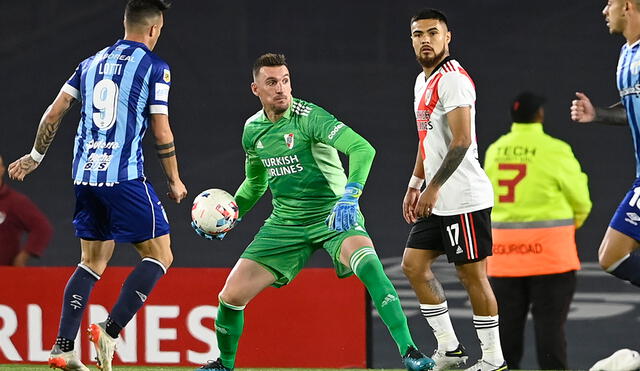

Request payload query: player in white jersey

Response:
[400,9,507,371]
[571,1,640,289]
[412,59,493,214]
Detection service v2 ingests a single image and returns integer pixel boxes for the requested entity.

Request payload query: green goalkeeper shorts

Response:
[241,213,370,287]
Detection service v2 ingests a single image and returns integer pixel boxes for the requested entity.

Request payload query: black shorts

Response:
[406,208,493,264]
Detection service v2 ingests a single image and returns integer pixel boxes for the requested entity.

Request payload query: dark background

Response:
[1,1,638,369]
[0,0,628,266]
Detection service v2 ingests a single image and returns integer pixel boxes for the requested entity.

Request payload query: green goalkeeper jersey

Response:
[235,98,375,225]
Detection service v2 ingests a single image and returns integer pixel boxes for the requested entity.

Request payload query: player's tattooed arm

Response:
[415,106,471,217]
[155,141,175,158]
[430,146,468,187]
[430,106,472,188]
[151,114,187,203]
[571,92,627,126]
[594,102,628,126]
[34,92,76,155]
[8,91,75,181]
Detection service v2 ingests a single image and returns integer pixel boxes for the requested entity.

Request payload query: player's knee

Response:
[598,250,619,271]
[456,271,471,289]
[79,257,108,275]
[599,256,612,271]
[401,258,426,279]
[218,291,249,308]
[455,267,483,289]
[160,251,173,268]
[146,250,173,269]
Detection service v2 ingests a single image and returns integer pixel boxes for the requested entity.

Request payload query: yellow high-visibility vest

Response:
[483,122,592,277]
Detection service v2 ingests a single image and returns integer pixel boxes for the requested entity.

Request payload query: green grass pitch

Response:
[0,367,411,371]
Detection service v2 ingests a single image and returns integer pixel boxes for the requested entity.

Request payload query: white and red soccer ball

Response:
[191,189,239,235]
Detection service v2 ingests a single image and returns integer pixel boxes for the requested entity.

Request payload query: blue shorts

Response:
[610,177,640,241]
[73,178,170,243]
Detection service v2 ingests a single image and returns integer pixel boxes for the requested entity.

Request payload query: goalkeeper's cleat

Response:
[403,345,436,371]
[195,358,233,370]
[464,359,509,371]
[88,322,117,371]
[431,344,469,370]
[48,344,90,371]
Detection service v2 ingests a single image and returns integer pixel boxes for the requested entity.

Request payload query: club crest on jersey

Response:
[0,211,5,225]
[284,133,295,149]
[163,69,171,83]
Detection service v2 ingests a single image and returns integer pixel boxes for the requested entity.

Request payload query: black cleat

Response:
[195,358,233,371]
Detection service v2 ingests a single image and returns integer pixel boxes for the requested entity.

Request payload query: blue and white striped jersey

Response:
[62,39,171,185]
[617,40,640,177]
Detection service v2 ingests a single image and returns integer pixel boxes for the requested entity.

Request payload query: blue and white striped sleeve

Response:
[61,64,81,101]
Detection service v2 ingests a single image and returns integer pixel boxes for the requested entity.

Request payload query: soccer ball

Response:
[191,189,239,235]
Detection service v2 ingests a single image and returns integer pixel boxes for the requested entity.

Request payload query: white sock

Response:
[473,315,504,366]
[420,301,459,351]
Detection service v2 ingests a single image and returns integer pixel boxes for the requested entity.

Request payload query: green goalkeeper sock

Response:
[216,297,245,368]
[350,246,415,355]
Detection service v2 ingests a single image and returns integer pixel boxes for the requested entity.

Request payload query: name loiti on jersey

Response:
[617,40,640,177]
[414,57,493,215]
[61,39,171,186]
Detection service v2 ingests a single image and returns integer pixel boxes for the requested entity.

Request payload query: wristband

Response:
[408,175,424,190]
[30,148,44,163]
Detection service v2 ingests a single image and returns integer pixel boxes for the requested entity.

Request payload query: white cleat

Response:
[88,322,117,371]
[590,348,640,371]
[431,344,469,370]
[464,359,508,371]
[48,344,90,371]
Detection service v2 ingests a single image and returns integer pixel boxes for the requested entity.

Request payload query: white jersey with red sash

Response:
[413,57,493,215]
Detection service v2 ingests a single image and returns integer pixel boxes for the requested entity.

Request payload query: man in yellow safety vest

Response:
[483,91,592,370]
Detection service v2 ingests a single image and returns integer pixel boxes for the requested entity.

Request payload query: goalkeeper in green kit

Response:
[191,53,435,371]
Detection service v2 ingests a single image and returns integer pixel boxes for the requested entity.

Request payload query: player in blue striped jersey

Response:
[66,32,173,185]
[8,1,186,370]
[570,0,640,292]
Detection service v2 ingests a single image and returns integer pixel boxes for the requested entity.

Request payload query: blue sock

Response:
[609,253,640,287]
[57,264,100,341]
[108,258,166,336]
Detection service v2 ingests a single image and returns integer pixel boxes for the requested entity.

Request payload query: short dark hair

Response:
[252,53,288,79]
[411,8,449,29]
[125,0,171,26]
[511,91,546,123]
